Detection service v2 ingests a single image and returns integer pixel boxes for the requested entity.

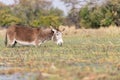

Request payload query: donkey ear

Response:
[51,28,56,33]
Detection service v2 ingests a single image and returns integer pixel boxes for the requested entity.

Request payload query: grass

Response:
[0,26,120,80]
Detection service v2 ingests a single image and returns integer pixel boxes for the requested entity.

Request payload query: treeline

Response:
[63,0,120,28]
[0,0,120,28]
[78,0,120,28]
[0,0,63,28]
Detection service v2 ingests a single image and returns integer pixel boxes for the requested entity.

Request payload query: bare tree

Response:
[60,0,87,28]
[61,0,105,28]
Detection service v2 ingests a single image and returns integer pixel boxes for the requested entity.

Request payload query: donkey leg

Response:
[12,41,17,47]
[8,39,16,47]
[7,34,16,47]
[35,39,42,47]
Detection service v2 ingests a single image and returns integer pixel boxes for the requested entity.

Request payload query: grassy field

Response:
[0,26,120,80]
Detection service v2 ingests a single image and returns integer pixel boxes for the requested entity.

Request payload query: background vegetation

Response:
[0,0,120,28]
[0,0,64,28]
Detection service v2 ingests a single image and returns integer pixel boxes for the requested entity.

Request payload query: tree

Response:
[10,0,52,25]
[104,0,120,26]
[60,0,86,28]
[0,6,21,26]
[79,6,91,28]
[0,0,64,27]
[61,0,102,28]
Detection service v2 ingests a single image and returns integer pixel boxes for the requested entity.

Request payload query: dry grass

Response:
[0,28,6,37]
[60,25,120,37]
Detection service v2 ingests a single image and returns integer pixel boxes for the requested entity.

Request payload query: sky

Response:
[0,0,14,5]
[52,0,68,15]
[0,0,68,15]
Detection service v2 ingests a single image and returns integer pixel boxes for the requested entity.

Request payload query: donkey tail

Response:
[5,33,7,47]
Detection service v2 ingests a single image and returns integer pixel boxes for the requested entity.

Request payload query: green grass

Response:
[0,34,120,80]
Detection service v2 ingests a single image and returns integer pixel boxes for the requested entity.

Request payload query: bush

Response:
[0,0,63,28]
[39,15,62,28]
[0,8,22,26]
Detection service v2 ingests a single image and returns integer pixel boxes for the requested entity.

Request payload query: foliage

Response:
[0,7,22,26]
[79,6,91,28]
[0,0,63,28]
[78,0,120,28]
[39,15,62,28]
[1,0,120,28]
[62,0,120,28]
[100,9,113,26]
